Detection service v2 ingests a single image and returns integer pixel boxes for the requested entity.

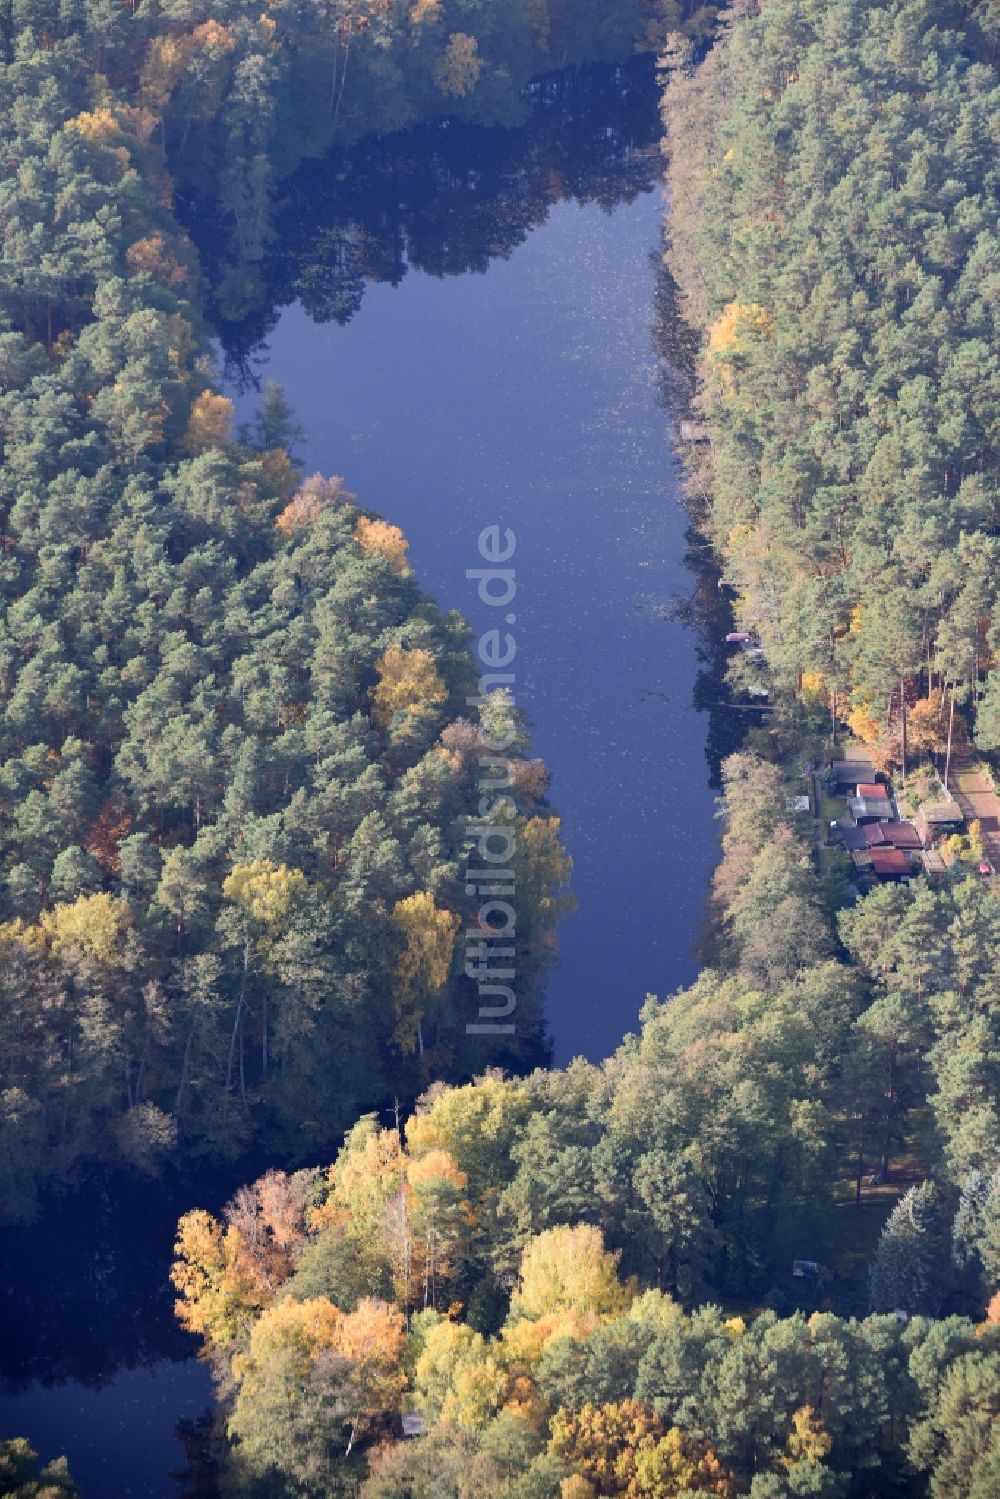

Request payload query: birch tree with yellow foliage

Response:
[391,891,460,1056]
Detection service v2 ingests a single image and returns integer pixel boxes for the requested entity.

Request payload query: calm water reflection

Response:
[223,65,720,1064]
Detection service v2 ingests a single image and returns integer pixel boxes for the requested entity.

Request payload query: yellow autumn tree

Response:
[313,1119,408,1238]
[632,1426,736,1497]
[311,1121,408,1303]
[39,893,132,966]
[549,1400,663,1493]
[845,701,884,746]
[222,861,309,1078]
[405,1071,532,1201]
[371,644,447,738]
[310,1127,457,1316]
[413,1318,507,1429]
[551,1400,735,1498]
[226,1294,404,1469]
[707,302,773,395]
[140,36,188,111]
[782,1405,832,1469]
[515,815,574,937]
[183,391,234,455]
[708,302,773,357]
[354,515,410,571]
[65,108,122,145]
[222,860,308,930]
[437,32,483,96]
[511,1224,632,1324]
[232,1295,341,1392]
[391,891,460,1054]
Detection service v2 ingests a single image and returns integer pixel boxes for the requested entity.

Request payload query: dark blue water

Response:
[1,60,720,1497]
[227,177,719,1066]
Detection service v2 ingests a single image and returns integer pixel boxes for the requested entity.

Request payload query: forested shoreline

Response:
[2,0,1000,1495]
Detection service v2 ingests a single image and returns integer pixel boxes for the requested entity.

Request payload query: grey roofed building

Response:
[849,794,894,822]
[831,759,876,787]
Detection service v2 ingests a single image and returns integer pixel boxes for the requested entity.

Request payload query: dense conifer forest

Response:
[2,1,1000,1496]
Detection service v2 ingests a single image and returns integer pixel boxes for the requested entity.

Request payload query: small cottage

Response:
[863,821,921,849]
[869,847,912,880]
[914,800,964,847]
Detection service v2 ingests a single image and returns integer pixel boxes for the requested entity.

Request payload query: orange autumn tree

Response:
[550,1400,736,1498]
[125,234,189,288]
[332,1296,408,1453]
[277,473,351,535]
[354,515,410,571]
[405,1147,472,1308]
[171,1208,265,1354]
[223,1169,310,1299]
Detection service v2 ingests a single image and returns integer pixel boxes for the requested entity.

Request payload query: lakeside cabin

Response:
[827,755,969,885]
[914,799,964,846]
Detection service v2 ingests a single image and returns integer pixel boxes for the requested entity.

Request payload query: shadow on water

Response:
[650,241,752,791]
[191,57,664,381]
[0,1168,234,1496]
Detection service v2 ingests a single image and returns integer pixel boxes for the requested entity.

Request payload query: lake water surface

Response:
[223,59,721,1066]
[1,59,721,1496]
